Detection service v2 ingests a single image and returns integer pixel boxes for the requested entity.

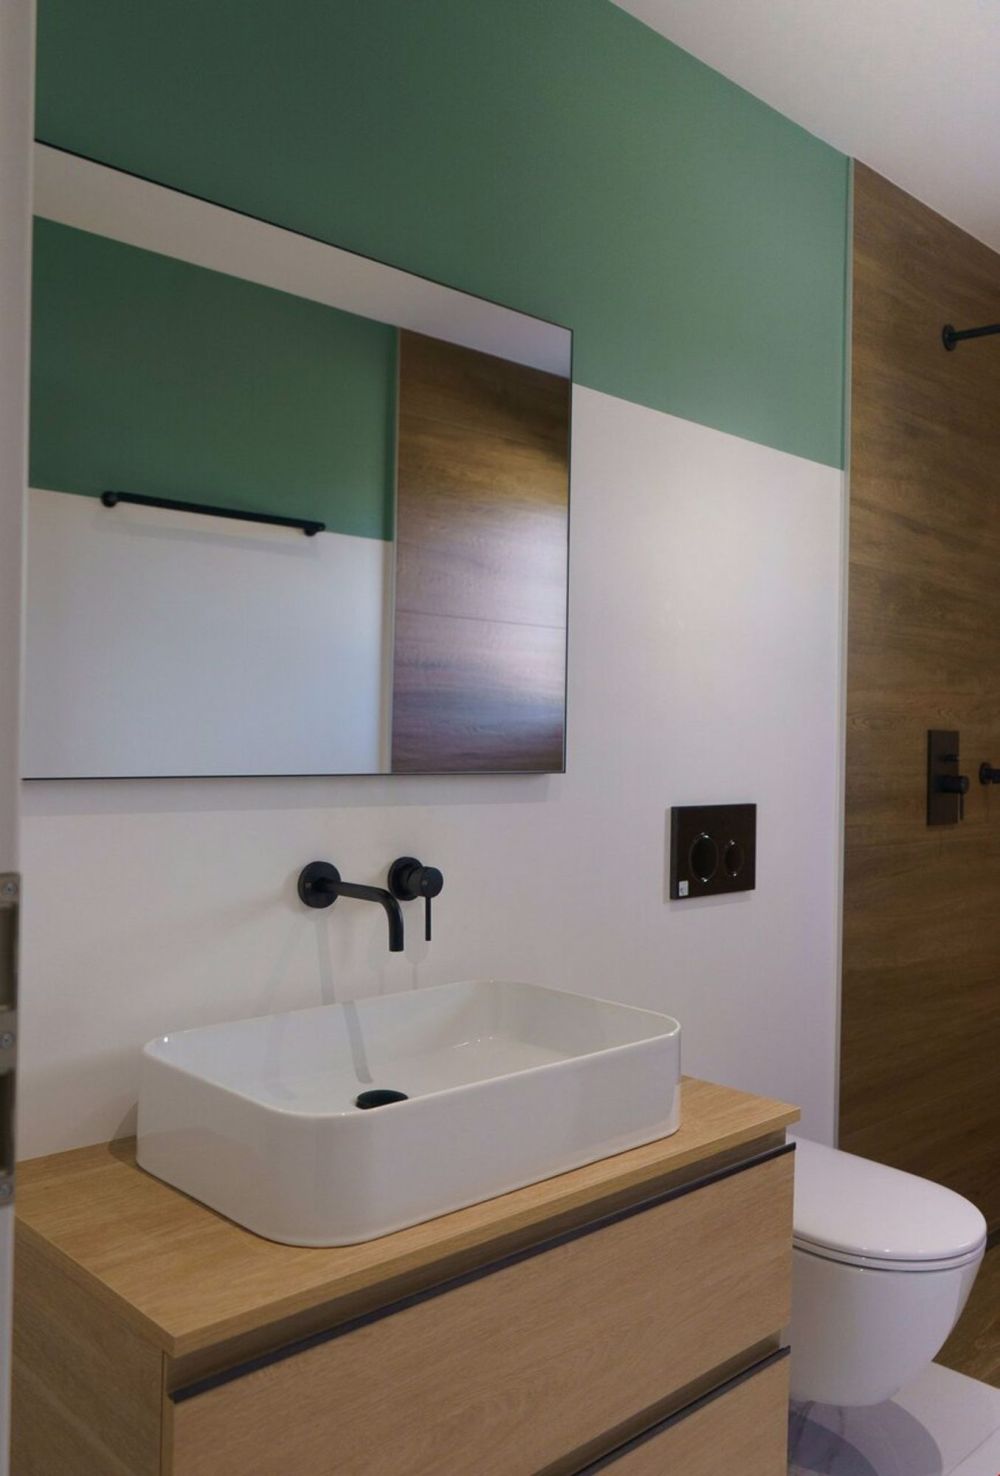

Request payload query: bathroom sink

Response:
[137,979,681,1245]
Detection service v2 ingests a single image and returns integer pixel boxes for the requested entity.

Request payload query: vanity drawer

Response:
[579,1352,789,1475]
[168,1146,793,1476]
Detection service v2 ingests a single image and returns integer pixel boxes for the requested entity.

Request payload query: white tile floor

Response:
[789,1364,1000,1476]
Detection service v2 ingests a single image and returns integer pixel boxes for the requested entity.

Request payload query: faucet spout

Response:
[297,862,405,952]
[331,881,405,953]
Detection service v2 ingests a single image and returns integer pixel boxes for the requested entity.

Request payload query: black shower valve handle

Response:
[938,771,970,820]
[980,762,1000,786]
[388,857,444,942]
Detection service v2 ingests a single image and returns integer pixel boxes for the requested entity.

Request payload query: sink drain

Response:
[354,1088,409,1109]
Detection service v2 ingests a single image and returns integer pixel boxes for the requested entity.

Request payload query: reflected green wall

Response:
[30,219,397,540]
[35,0,849,468]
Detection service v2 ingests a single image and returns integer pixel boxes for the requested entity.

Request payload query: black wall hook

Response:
[388,857,444,942]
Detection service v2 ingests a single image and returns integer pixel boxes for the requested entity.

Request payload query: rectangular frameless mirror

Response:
[23,146,571,778]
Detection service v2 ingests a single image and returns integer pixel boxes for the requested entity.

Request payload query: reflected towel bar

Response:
[100,490,325,536]
[942,322,1000,351]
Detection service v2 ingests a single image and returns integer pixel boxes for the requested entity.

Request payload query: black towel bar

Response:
[100,490,324,537]
[942,321,1000,351]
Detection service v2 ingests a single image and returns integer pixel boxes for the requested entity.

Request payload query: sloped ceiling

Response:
[616,0,1000,252]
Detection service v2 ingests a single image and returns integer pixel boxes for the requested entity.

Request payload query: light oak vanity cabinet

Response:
[12,1079,797,1476]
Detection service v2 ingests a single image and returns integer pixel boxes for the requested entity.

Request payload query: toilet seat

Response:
[791,1135,987,1272]
[793,1233,985,1274]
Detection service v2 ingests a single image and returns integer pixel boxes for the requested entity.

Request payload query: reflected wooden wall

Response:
[391,331,569,772]
[842,164,1000,1227]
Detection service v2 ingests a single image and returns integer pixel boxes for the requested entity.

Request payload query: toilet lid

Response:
[792,1136,987,1267]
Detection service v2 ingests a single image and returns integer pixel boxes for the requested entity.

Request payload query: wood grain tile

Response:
[394,412,568,628]
[842,164,1000,1229]
[392,608,565,771]
[938,1244,1000,1389]
[391,330,569,772]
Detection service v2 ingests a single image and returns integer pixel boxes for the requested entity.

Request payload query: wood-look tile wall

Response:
[842,164,1000,1228]
[391,331,569,772]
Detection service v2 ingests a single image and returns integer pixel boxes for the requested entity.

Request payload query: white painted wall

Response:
[24,490,392,777]
[18,384,845,1158]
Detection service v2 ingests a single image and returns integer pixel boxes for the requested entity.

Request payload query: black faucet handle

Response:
[418,867,443,942]
[388,857,444,941]
[937,772,970,820]
[388,857,444,899]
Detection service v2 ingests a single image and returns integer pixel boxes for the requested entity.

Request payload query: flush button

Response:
[669,804,757,900]
[689,833,719,883]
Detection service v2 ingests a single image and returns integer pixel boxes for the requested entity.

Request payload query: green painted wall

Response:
[35,0,849,469]
[30,218,397,540]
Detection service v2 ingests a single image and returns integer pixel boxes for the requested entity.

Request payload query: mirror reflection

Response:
[23,152,571,778]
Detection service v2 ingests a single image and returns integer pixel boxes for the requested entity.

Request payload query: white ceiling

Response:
[614,0,1000,253]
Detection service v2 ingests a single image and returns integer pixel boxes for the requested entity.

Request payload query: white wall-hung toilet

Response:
[789,1137,987,1407]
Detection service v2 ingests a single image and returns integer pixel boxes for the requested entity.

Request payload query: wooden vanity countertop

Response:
[14,1077,798,1360]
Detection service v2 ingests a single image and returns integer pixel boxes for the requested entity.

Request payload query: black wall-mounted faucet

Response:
[297,862,405,952]
[388,857,444,941]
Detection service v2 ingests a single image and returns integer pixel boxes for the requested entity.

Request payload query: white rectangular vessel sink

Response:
[137,979,681,1246]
